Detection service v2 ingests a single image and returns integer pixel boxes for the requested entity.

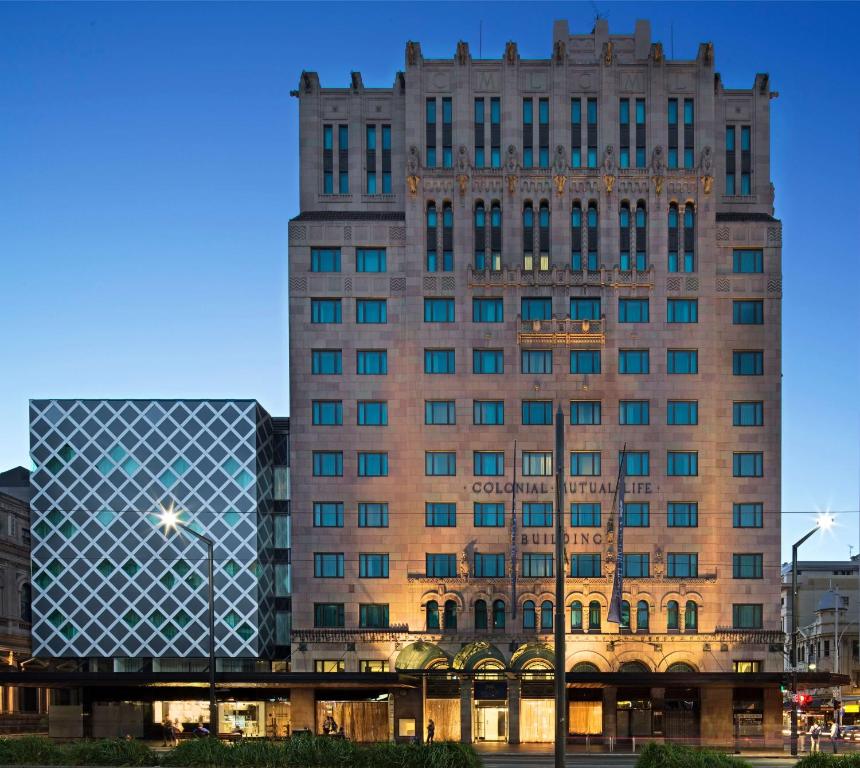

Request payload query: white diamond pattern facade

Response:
[29,399,274,658]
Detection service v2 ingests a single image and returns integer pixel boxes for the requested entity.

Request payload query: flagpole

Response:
[553,404,566,768]
[511,440,518,620]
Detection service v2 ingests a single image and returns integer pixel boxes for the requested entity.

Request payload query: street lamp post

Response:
[790,516,833,756]
[157,507,218,737]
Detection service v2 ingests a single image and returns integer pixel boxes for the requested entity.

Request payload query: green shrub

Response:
[63,739,158,766]
[636,742,752,768]
[797,755,860,768]
[0,735,62,765]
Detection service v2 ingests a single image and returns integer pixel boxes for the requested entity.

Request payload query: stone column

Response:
[602,686,617,741]
[459,678,473,744]
[290,689,315,735]
[762,685,783,749]
[508,678,521,744]
[650,687,665,737]
[700,687,733,747]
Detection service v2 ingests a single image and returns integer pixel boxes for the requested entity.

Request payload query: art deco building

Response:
[287,18,797,745]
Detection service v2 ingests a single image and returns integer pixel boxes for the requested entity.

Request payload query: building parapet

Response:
[468,266,654,290]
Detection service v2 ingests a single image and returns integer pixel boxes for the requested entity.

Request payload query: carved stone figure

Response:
[703,42,714,66]
[653,547,665,578]
[456,145,470,175]
[506,175,518,195]
[703,176,713,194]
[457,175,468,196]
[603,41,613,66]
[505,41,517,64]
[552,144,567,175]
[651,145,666,176]
[700,145,713,176]
[407,175,419,195]
[407,145,420,176]
[554,39,565,64]
[554,175,566,195]
[651,42,664,63]
[459,552,470,578]
[602,145,616,174]
[406,41,418,66]
[505,144,519,173]
[456,41,468,65]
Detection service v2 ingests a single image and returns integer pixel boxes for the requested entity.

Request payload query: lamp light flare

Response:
[158,503,180,533]
[817,513,835,531]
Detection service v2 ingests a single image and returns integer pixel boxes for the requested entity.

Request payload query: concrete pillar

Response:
[602,686,617,739]
[700,687,733,747]
[392,687,423,744]
[508,678,521,744]
[650,687,665,737]
[762,686,783,749]
[290,689,315,734]
[459,678,472,744]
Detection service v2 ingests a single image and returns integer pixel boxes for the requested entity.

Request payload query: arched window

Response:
[570,601,583,632]
[540,600,553,631]
[20,583,31,623]
[619,661,649,673]
[588,600,601,631]
[490,202,502,270]
[442,202,454,272]
[619,203,631,270]
[586,203,598,270]
[684,600,698,632]
[683,203,695,273]
[635,202,647,270]
[443,599,457,630]
[523,203,534,270]
[572,661,599,673]
[492,599,505,629]
[667,600,679,631]
[667,662,696,673]
[538,201,550,271]
[426,202,438,272]
[668,204,679,273]
[426,600,440,631]
[571,203,583,270]
[637,600,649,632]
[475,599,488,630]
[474,202,486,270]
[620,600,631,631]
[523,600,536,630]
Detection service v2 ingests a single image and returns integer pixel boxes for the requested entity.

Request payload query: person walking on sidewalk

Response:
[830,720,840,753]
[809,722,821,753]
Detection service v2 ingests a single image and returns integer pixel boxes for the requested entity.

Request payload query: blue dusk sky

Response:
[0,2,857,562]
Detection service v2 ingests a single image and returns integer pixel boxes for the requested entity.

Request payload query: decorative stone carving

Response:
[459,552,470,579]
[554,175,567,195]
[456,40,468,65]
[653,547,665,578]
[601,145,616,193]
[700,145,713,176]
[552,144,567,175]
[406,145,420,194]
[407,175,419,195]
[457,175,468,196]
[703,41,714,66]
[702,176,713,194]
[505,41,517,64]
[505,144,519,173]
[651,145,666,195]
[456,145,470,174]
[651,42,664,63]
[406,41,418,66]
[507,175,518,195]
[554,39,565,63]
[603,41,613,66]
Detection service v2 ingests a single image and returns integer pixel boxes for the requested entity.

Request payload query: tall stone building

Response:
[287,18,797,745]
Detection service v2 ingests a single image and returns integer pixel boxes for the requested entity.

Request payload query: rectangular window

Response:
[570,297,601,320]
[490,97,501,167]
[667,451,698,476]
[312,400,343,426]
[474,451,504,476]
[635,98,646,168]
[570,503,601,527]
[356,299,386,324]
[522,349,552,374]
[474,98,485,168]
[622,553,649,578]
[338,124,349,193]
[571,98,582,168]
[314,603,344,628]
[441,97,452,168]
[357,349,387,375]
[667,400,698,425]
[360,553,389,578]
[360,660,390,673]
[424,348,455,374]
[381,124,391,192]
[667,298,698,323]
[668,502,698,527]
[667,98,678,169]
[522,452,552,477]
[618,298,649,323]
[312,349,342,375]
[619,400,649,425]
[523,502,553,527]
[570,554,601,578]
[538,98,549,168]
[358,401,388,426]
[522,553,553,578]
[313,451,343,477]
[311,298,342,324]
[425,400,456,425]
[570,452,601,476]
[733,351,764,375]
[570,400,601,425]
[356,248,386,273]
[358,502,388,528]
[473,349,504,374]
[667,349,698,374]
[586,98,597,168]
[726,125,736,195]
[740,125,751,194]
[314,553,344,578]
[426,554,456,578]
[425,452,456,476]
[474,502,504,527]
[667,553,698,578]
[733,249,763,274]
[425,98,436,168]
[733,661,761,674]
[683,99,694,169]
[323,124,333,193]
[619,349,649,374]
[425,502,456,527]
[733,452,763,477]
[313,502,344,528]
[733,503,763,528]
[358,452,388,477]
[570,349,601,374]
[733,401,763,427]
[366,125,377,194]
[473,297,504,322]
[732,604,763,629]
[474,553,506,578]
[473,400,504,425]
[522,98,533,168]
[521,297,552,321]
[624,502,650,527]
[619,98,630,169]
[424,297,455,322]
[315,660,345,673]
[733,300,764,325]
[522,400,553,425]
[624,452,650,477]
[311,248,341,272]
[733,554,763,579]
[359,603,389,628]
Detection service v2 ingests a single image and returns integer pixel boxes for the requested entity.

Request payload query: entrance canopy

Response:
[394,642,452,671]
[452,641,506,671]
[510,641,554,671]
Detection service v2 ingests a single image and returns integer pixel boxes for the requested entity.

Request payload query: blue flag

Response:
[607,449,626,623]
